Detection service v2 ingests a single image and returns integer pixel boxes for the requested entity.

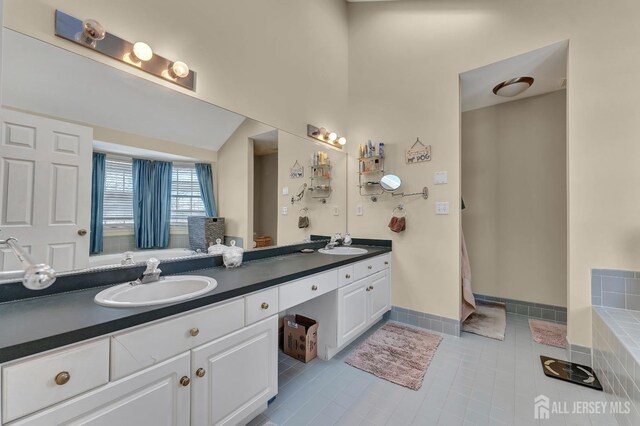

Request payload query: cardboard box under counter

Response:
[283,314,318,363]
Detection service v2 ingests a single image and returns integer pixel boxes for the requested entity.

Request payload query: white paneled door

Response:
[0,108,92,272]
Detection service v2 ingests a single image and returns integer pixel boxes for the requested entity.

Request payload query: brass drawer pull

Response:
[311,285,318,291]
[261,302,269,310]
[345,274,351,279]
[384,261,389,265]
[366,287,371,292]
[55,371,70,386]
[369,286,374,290]
[189,328,200,337]
[367,265,373,270]
[196,368,206,378]
[180,376,191,387]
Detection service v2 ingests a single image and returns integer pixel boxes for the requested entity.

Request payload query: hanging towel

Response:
[298,216,310,228]
[461,226,476,321]
[388,216,406,233]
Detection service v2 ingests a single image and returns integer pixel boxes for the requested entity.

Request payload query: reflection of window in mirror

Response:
[170,164,207,226]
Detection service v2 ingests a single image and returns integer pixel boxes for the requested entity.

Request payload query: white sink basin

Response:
[95,275,217,308]
[318,247,368,255]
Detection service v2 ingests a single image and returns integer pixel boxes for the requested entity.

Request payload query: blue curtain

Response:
[89,153,106,254]
[133,159,173,249]
[153,161,173,248]
[195,163,217,217]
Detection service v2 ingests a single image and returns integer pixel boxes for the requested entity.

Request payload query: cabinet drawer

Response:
[245,287,279,325]
[338,265,355,288]
[111,299,244,380]
[354,254,391,281]
[2,339,109,423]
[279,270,338,311]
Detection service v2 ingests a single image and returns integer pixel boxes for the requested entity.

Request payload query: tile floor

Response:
[249,315,621,425]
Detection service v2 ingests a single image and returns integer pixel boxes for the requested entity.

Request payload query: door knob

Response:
[196,368,206,378]
[180,376,191,386]
[77,229,87,236]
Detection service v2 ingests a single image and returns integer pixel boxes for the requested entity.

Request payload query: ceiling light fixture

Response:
[132,42,153,61]
[492,76,534,97]
[170,61,190,79]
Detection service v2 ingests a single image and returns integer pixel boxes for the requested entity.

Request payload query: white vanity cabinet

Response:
[0,250,391,425]
[337,256,391,348]
[191,316,278,426]
[9,353,191,426]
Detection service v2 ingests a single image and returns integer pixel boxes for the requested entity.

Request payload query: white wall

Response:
[3,0,349,140]
[462,91,567,306]
[348,0,640,346]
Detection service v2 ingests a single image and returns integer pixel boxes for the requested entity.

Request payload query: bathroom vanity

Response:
[0,245,391,425]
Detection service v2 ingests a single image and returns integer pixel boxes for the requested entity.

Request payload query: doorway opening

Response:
[459,40,569,343]
[252,130,279,248]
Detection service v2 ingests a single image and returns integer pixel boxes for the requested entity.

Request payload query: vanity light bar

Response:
[307,124,346,150]
[54,10,196,91]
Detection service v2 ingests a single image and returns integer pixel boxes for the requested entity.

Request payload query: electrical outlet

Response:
[282,206,288,215]
[434,171,448,185]
[435,202,449,215]
[332,206,339,216]
[356,204,363,216]
[282,186,289,195]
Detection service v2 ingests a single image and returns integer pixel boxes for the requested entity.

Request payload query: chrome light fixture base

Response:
[54,10,196,91]
[307,124,345,150]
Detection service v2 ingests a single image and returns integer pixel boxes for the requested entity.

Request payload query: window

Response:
[171,164,206,225]
[103,156,134,228]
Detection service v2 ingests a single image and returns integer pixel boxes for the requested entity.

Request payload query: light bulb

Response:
[328,132,338,142]
[132,42,153,61]
[170,61,190,78]
[338,137,347,146]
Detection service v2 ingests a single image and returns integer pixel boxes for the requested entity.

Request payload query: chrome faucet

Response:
[0,237,57,289]
[324,233,344,250]
[121,251,135,266]
[133,258,162,285]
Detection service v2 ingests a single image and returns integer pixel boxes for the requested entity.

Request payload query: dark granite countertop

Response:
[0,245,390,363]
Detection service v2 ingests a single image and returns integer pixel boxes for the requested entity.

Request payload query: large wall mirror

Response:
[0,29,347,276]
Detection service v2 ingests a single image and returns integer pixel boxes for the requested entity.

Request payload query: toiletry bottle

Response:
[379,142,385,158]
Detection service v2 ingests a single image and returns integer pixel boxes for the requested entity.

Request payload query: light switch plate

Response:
[434,171,448,185]
[435,202,449,215]
[282,206,288,215]
[356,205,363,216]
[332,206,339,216]
[282,186,289,195]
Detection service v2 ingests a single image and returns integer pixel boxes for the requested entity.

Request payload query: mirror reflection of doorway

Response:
[252,130,279,248]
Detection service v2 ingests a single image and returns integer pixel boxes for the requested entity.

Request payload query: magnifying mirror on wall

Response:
[380,174,402,192]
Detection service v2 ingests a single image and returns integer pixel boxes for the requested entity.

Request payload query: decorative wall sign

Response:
[405,138,431,164]
[290,160,304,178]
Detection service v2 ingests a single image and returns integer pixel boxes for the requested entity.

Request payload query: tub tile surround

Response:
[473,293,567,323]
[592,268,640,310]
[593,306,640,425]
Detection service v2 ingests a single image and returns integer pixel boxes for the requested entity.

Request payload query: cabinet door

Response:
[191,316,278,426]
[10,353,191,426]
[368,270,391,322]
[337,278,369,347]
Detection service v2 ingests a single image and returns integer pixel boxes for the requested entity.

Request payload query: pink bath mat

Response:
[529,319,566,348]
[345,322,442,390]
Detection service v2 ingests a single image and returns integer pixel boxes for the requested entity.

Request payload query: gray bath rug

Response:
[462,300,507,340]
[344,321,442,390]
